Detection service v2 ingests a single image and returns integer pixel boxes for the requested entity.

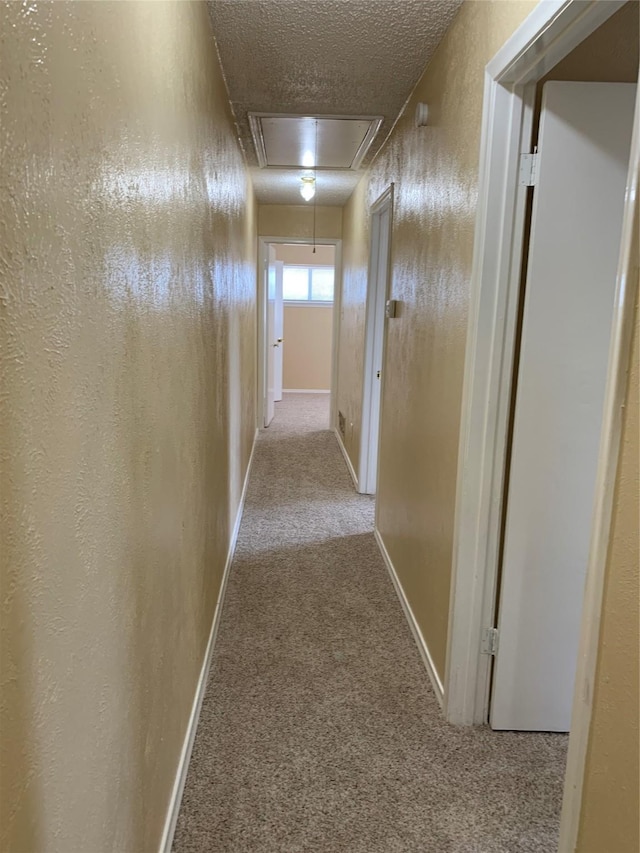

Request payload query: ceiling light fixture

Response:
[300,176,316,202]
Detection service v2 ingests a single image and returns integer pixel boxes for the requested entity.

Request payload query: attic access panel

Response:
[249,114,383,170]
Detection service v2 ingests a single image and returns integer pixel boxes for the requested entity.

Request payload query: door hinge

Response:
[519,152,539,187]
[482,627,499,656]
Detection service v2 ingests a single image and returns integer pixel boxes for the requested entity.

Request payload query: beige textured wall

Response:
[576,228,639,849]
[258,204,343,239]
[337,177,369,461]
[0,3,256,852]
[336,0,537,678]
[275,243,335,265]
[283,306,334,390]
[541,1,638,86]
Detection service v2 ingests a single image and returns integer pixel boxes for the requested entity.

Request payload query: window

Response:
[283,265,334,303]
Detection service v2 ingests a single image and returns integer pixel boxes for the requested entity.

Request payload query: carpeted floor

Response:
[173,394,567,853]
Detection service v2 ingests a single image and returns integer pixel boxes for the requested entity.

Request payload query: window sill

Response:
[283,301,334,307]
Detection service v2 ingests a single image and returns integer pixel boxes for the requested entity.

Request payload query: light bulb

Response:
[300,179,315,201]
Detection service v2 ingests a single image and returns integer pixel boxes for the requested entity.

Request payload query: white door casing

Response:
[265,246,277,427]
[274,260,284,402]
[358,185,393,496]
[490,81,636,732]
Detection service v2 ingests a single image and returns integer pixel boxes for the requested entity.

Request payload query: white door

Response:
[274,260,284,402]
[359,193,392,495]
[490,82,636,732]
[264,247,277,427]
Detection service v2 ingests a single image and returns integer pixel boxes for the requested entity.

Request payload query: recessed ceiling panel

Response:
[250,114,383,170]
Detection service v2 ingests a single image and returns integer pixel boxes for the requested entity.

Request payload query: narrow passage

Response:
[174,394,566,853]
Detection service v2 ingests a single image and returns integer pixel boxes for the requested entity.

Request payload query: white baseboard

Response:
[333,427,359,490]
[283,388,331,394]
[374,528,445,708]
[158,429,259,853]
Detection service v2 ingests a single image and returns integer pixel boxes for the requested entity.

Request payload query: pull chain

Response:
[313,119,318,253]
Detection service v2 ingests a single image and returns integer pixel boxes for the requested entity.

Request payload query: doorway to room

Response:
[446,3,638,846]
[258,238,341,429]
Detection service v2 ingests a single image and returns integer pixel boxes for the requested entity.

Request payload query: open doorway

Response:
[358,185,393,495]
[490,78,636,732]
[446,2,638,842]
[448,0,638,726]
[258,238,341,429]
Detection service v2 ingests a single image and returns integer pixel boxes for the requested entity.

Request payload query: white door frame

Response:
[358,185,394,495]
[274,259,284,402]
[445,0,637,843]
[257,236,343,429]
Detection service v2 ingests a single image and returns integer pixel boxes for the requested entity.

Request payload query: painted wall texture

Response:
[335,0,537,679]
[0,3,256,852]
[274,244,335,266]
[576,249,639,848]
[283,306,334,391]
[258,204,343,240]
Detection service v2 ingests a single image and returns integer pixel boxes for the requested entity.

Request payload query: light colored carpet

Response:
[173,394,567,853]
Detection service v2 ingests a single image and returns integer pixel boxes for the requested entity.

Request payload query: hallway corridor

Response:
[173,395,567,853]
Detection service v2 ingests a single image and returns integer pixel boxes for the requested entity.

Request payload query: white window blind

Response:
[283,265,334,302]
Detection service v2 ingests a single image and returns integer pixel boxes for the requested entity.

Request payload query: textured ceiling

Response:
[207,0,463,205]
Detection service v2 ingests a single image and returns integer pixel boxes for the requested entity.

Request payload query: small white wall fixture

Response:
[444,0,636,844]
